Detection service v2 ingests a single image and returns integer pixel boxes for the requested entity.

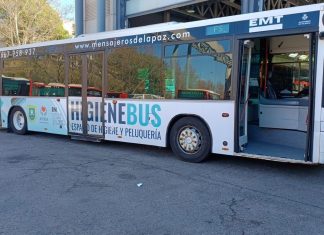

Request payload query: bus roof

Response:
[68,84,82,88]
[0,3,323,52]
[48,83,65,88]
[2,75,29,81]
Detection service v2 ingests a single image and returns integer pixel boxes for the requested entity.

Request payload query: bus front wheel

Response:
[9,107,28,135]
[170,117,211,163]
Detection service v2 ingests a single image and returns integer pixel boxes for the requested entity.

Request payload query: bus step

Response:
[71,134,103,143]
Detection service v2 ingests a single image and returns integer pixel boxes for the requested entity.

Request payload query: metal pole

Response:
[257,0,264,12]
[75,0,84,36]
[242,0,264,13]
[116,0,126,29]
[241,0,249,13]
[97,0,106,32]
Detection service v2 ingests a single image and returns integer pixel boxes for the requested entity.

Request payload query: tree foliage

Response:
[108,47,166,96]
[0,0,69,46]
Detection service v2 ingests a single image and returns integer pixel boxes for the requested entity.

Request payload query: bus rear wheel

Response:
[10,107,28,135]
[170,117,211,163]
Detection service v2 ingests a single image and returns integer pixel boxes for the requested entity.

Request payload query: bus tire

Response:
[170,117,211,163]
[9,107,28,135]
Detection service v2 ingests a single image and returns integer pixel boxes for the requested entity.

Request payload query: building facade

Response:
[75,0,323,35]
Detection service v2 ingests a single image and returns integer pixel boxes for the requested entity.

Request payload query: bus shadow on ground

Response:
[208,153,324,175]
[2,130,324,175]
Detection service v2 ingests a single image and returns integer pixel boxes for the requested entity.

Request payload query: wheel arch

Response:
[166,114,213,150]
[8,105,28,131]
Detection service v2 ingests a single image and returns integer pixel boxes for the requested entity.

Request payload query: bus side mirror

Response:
[320,32,324,40]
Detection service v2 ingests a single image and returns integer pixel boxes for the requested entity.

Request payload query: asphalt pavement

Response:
[0,129,324,235]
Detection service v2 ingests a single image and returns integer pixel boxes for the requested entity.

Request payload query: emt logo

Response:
[249,15,283,33]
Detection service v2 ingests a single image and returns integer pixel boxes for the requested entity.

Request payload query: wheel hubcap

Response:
[178,126,202,154]
[13,111,25,131]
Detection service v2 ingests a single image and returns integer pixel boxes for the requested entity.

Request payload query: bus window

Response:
[31,82,45,96]
[68,84,82,96]
[87,53,103,97]
[2,58,31,96]
[165,44,189,57]
[106,92,128,98]
[177,89,221,100]
[29,55,65,97]
[2,55,65,97]
[164,40,232,100]
[87,87,102,97]
[2,76,30,96]
[69,55,82,97]
[269,53,309,98]
[106,45,165,99]
[44,83,65,97]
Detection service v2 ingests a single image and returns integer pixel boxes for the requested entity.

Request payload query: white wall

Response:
[84,0,97,34]
[106,0,116,31]
[126,0,207,17]
[84,0,116,34]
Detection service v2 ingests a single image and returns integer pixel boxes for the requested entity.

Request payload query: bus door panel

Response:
[68,54,82,135]
[0,77,2,128]
[317,9,324,164]
[0,63,2,128]
[86,52,104,137]
[68,52,104,137]
[238,40,254,148]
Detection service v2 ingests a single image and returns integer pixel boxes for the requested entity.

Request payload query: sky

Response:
[49,0,75,21]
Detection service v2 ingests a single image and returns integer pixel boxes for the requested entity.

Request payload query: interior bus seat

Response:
[258,94,308,132]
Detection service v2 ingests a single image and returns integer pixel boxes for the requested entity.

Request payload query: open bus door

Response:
[67,52,105,140]
[235,33,318,162]
[0,75,2,128]
[0,62,3,128]
[238,40,254,149]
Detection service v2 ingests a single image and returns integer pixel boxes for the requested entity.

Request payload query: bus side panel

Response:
[1,97,68,135]
[101,99,235,155]
[0,97,1,128]
[0,96,11,128]
[317,10,324,164]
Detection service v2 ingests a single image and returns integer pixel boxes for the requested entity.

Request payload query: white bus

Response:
[1,4,324,163]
